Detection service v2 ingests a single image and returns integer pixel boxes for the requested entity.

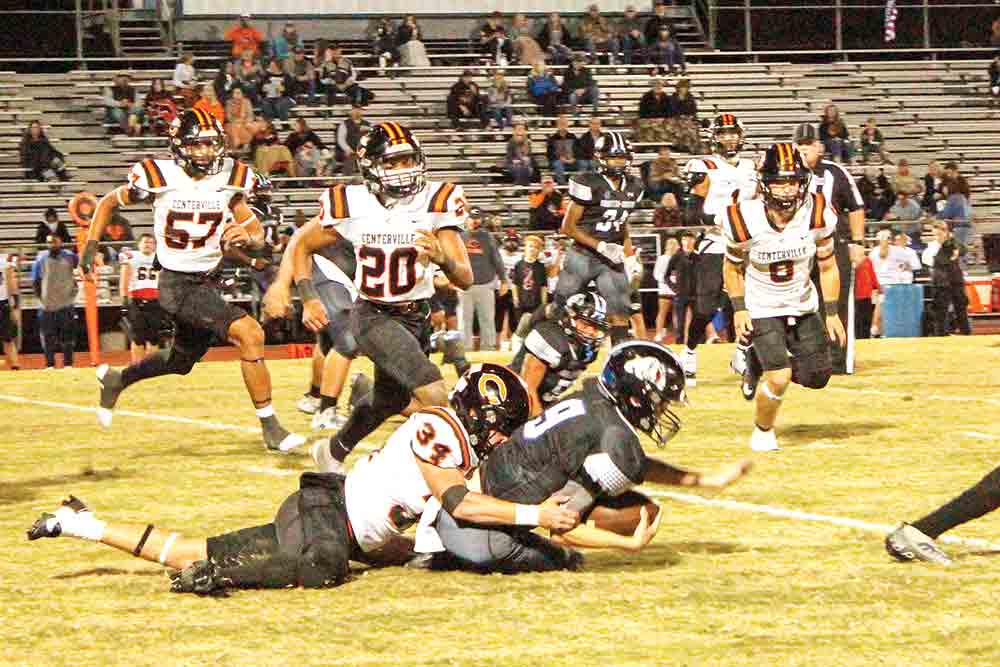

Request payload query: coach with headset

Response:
[793,123,866,375]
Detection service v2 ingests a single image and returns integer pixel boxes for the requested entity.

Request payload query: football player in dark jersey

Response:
[515,291,609,414]
[555,131,645,347]
[427,341,753,573]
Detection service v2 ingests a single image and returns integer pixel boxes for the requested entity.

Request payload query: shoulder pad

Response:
[426,182,467,231]
[224,160,256,191]
[525,326,564,367]
[128,159,169,193]
[319,184,352,227]
[410,408,476,472]
[723,202,753,244]
[568,175,599,204]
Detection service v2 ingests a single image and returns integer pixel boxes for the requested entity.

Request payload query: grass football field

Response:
[1,336,999,667]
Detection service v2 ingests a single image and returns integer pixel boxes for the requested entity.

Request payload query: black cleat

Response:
[96,364,124,428]
[27,495,89,540]
[170,559,232,595]
[741,348,762,401]
[885,523,952,565]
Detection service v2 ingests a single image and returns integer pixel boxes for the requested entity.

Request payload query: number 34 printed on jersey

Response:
[164,210,224,250]
[595,207,628,233]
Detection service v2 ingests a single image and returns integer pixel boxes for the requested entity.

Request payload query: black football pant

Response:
[812,239,853,374]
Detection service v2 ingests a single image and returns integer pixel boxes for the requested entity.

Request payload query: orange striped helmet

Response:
[759,142,811,213]
[710,113,745,160]
[357,122,426,199]
[169,109,226,176]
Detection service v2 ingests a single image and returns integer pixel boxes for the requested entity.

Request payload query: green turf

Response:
[2,336,999,666]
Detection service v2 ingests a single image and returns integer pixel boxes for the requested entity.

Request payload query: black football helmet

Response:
[169,109,227,177]
[710,113,745,162]
[561,292,610,355]
[248,173,276,221]
[449,363,531,460]
[599,341,686,447]
[758,142,811,215]
[357,121,427,200]
[594,131,633,178]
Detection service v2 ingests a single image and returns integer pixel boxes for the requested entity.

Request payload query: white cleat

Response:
[276,432,307,453]
[296,394,321,415]
[750,426,779,452]
[730,347,747,376]
[311,406,348,431]
[96,364,123,428]
[311,439,346,474]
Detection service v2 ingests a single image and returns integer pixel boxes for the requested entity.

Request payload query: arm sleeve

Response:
[317,185,352,231]
[567,176,595,206]
[580,426,645,496]
[813,204,839,243]
[524,328,562,367]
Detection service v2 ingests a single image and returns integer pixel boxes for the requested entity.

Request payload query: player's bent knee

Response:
[764,369,792,392]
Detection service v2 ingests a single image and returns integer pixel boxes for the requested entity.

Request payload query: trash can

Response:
[882,284,924,338]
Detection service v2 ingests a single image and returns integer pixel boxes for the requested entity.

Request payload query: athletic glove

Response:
[596,241,625,264]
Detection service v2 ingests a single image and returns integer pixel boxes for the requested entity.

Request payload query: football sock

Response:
[609,325,630,347]
[912,465,1000,539]
[52,505,106,541]
[308,384,321,398]
[256,405,275,420]
[319,394,338,412]
[121,348,173,388]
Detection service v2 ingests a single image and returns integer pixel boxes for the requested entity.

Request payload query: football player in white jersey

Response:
[118,233,170,363]
[721,143,846,453]
[282,122,474,471]
[80,110,303,453]
[28,364,580,594]
[681,113,758,385]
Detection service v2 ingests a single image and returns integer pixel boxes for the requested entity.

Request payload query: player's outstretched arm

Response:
[642,456,753,489]
[262,216,320,321]
[817,237,846,346]
[291,219,341,332]
[559,201,600,252]
[417,459,579,532]
[82,185,129,274]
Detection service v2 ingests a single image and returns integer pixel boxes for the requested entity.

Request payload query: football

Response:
[586,491,660,536]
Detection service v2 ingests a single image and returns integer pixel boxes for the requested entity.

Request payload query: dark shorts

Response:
[127,299,170,346]
[0,301,16,343]
[693,253,725,316]
[158,268,247,343]
[352,298,441,394]
[431,288,459,318]
[752,312,830,373]
[555,246,630,317]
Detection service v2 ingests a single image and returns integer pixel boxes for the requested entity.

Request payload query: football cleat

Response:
[750,426,779,452]
[730,347,747,376]
[885,523,952,565]
[262,422,306,454]
[311,439,346,475]
[96,364,124,428]
[349,372,373,410]
[170,559,232,595]
[27,495,89,540]
[741,348,762,402]
[311,406,347,431]
[296,393,321,415]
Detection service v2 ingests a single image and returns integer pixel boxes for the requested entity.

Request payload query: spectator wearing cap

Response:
[272,22,304,61]
[505,122,536,186]
[447,70,488,129]
[561,56,600,115]
[537,12,574,66]
[336,105,371,175]
[225,13,264,58]
[617,6,647,64]
[322,44,371,107]
[460,208,509,351]
[529,176,565,230]
[35,208,73,246]
[579,4,620,64]
[526,62,561,117]
[496,229,523,349]
[636,78,671,143]
[819,104,852,164]
[664,79,699,152]
[546,114,585,185]
[31,234,78,369]
[647,26,685,73]
[284,46,317,105]
[922,221,971,336]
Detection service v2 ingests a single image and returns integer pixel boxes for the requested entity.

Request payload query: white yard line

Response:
[959,431,995,441]
[827,386,1000,407]
[648,490,1000,551]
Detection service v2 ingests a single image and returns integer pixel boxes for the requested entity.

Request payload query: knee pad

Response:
[791,352,831,389]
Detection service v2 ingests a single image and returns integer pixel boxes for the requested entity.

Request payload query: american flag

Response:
[885,0,898,42]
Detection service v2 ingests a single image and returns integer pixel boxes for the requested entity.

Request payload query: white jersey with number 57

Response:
[344,406,477,553]
[318,181,466,303]
[721,192,837,319]
[127,158,256,273]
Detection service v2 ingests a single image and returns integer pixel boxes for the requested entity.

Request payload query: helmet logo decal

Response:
[478,373,508,405]
[624,356,667,391]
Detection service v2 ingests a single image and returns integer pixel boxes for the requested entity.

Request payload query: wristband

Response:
[295,278,319,302]
[731,296,746,312]
[824,301,839,316]
[514,504,540,526]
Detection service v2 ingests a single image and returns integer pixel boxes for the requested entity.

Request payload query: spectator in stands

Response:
[894,232,922,276]
[480,11,505,43]
[939,161,974,262]
[579,5,620,64]
[103,73,142,136]
[285,47,317,105]
[665,230,695,345]
[819,104,852,163]
[636,78,671,143]
[869,228,921,337]
[171,52,198,108]
[643,145,682,202]
[546,114,584,184]
[20,121,68,183]
[286,117,331,179]
[537,12,574,65]
[461,207,508,351]
[510,235,547,338]
[35,208,72,246]
[447,70,487,129]
[510,14,544,66]
[653,235,679,341]
[193,84,225,124]
[373,18,399,74]
[528,176,565,230]
[859,117,889,164]
[653,191,682,227]
[213,60,239,105]
[923,221,971,336]
[259,58,295,128]
[992,19,1000,47]
[665,78,700,152]
[397,14,421,46]
[858,166,894,221]
[272,22,303,61]
[102,211,134,249]
[225,13,264,58]
[398,27,431,69]
[252,121,297,178]
[617,6,646,64]
[645,1,674,44]
[235,50,263,106]
[990,53,1000,100]
[922,159,943,212]
[853,253,879,340]
[647,26,685,73]
[336,105,371,176]
[321,44,370,107]
[561,56,600,114]
[891,158,923,199]
[143,78,176,136]
[578,116,603,168]
[484,26,514,67]
[505,122,536,185]
[224,87,263,150]
[487,70,514,130]
[886,192,923,224]
[31,234,78,369]
[526,62,561,117]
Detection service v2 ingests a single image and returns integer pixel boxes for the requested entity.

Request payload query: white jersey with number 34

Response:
[345,407,477,553]
[127,157,256,273]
